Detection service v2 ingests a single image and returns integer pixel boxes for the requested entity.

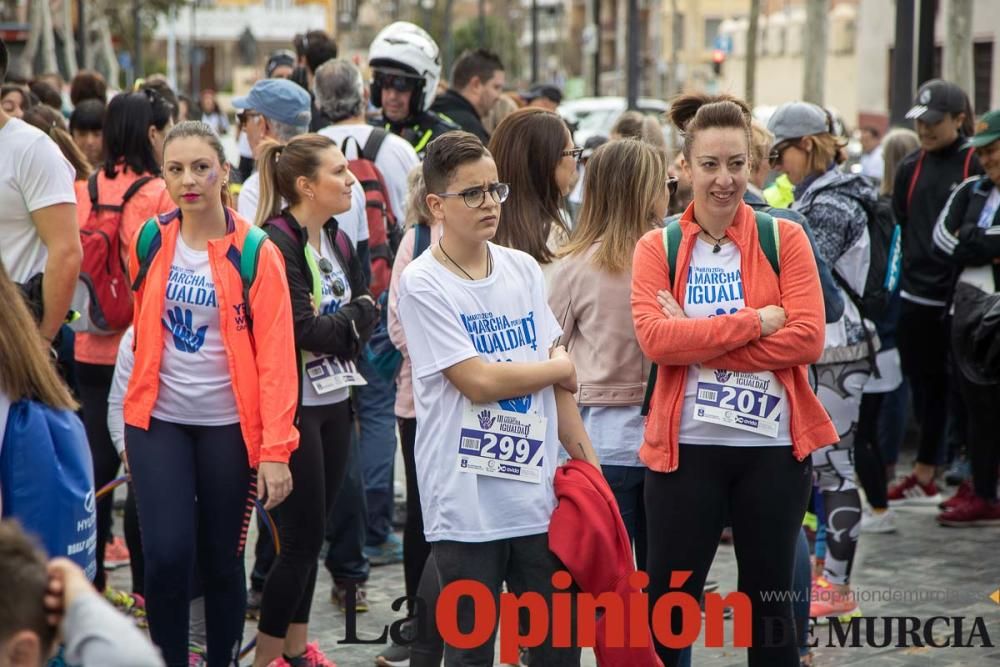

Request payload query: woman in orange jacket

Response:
[123,120,299,667]
[630,94,837,667]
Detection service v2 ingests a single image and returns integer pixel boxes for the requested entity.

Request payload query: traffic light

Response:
[712,49,725,76]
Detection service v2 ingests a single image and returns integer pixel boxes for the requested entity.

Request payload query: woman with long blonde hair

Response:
[549,139,670,568]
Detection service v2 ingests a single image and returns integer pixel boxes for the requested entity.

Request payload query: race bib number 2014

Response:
[693,368,784,437]
[457,404,547,484]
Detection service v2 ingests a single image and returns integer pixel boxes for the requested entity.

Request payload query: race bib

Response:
[304,356,368,394]
[692,368,784,437]
[457,403,547,484]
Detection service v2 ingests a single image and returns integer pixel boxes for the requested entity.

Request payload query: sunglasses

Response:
[667,176,678,198]
[768,140,798,168]
[373,71,421,93]
[436,182,510,208]
[562,147,584,161]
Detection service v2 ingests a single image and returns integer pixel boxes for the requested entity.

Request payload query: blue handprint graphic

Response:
[162,307,208,353]
[478,410,497,430]
[498,394,532,414]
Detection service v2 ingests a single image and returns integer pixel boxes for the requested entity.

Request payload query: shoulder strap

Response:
[340,134,366,161]
[121,175,155,205]
[87,172,99,206]
[334,228,351,262]
[362,128,389,163]
[131,218,162,291]
[906,150,926,212]
[663,220,683,286]
[240,225,268,290]
[414,222,431,259]
[754,210,781,277]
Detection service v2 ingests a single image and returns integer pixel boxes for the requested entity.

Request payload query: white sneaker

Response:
[861,507,897,534]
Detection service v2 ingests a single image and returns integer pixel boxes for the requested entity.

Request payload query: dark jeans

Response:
[855,392,889,509]
[399,417,431,612]
[125,418,254,667]
[897,300,950,466]
[259,401,352,638]
[792,528,812,658]
[602,464,647,572]
[325,431,370,584]
[956,373,1000,501]
[645,445,812,667]
[357,355,398,547]
[76,362,119,591]
[432,534,582,666]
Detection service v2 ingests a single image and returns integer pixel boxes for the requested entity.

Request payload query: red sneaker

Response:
[888,474,942,506]
[104,536,130,569]
[939,479,974,511]
[937,496,1000,527]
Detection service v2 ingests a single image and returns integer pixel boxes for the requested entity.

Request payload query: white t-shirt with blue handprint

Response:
[677,239,791,446]
[301,233,353,406]
[152,235,239,426]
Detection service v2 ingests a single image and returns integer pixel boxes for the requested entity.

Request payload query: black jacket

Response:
[932,174,1000,271]
[371,110,460,157]
[892,137,983,303]
[430,89,489,143]
[262,210,378,363]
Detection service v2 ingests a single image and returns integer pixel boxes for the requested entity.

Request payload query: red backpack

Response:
[78,172,153,333]
[340,129,402,299]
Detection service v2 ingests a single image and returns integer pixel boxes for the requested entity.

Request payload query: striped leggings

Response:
[125,418,255,667]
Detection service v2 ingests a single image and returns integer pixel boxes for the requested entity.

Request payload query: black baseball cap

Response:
[905,79,968,124]
[522,83,562,105]
[265,50,297,78]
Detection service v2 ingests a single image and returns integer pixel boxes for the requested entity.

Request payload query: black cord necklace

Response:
[439,242,492,280]
[695,222,727,253]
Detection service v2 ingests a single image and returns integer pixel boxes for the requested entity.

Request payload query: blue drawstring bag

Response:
[1,400,97,580]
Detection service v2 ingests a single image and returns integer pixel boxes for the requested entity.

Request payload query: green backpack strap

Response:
[644,221,684,417]
[753,210,781,277]
[131,218,162,291]
[239,226,269,328]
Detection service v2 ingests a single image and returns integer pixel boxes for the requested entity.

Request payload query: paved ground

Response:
[111,452,1000,666]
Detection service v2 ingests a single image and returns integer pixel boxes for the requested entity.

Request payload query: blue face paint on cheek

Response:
[206,168,218,185]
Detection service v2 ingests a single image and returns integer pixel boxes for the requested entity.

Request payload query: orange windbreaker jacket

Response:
[631,201,838,473]
[123,207,300,466]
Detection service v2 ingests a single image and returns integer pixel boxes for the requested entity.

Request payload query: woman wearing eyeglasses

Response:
[253,134,379,667]
[549,139,670,569]
[489,107,581,290]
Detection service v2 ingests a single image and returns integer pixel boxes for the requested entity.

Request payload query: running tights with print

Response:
[399,417,432,614]
[811,359,870,585]
[432,534,582,667]
[645,445,812,667]
[258,401,352,638]
[125,418,254,667]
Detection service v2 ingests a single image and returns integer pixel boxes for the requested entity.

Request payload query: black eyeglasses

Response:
[768,140,798,168]
[436,182,510,208]
[562,147,584,161]
[373,71,421,93]
[667,176,678,198]
[237,110,262,126]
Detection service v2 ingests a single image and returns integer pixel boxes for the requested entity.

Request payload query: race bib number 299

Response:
[457,404,547,484]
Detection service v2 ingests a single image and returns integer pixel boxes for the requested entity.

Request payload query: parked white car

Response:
[559,97,670,146]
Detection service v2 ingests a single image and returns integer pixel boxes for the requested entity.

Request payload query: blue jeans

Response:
[324,431,370,584]
[602,465,647,572]
[356,354,398,547]
[792,527,812,658]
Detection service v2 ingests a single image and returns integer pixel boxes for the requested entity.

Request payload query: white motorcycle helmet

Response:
[368,21,442,115]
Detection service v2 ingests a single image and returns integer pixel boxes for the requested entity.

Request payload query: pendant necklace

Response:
[439,242,492,280]
[696,222,727,253]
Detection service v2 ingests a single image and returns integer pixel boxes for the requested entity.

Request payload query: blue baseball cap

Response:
[232,78,311,127]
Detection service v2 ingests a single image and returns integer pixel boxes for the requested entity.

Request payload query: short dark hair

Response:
[29,80,62,110]
[299,30,338,74]
[70,98,106,132]
[0,521,57,652]
[423,131,491,195]
[141,79,179,123]
[70,70,107,106]
[451,49,504,90]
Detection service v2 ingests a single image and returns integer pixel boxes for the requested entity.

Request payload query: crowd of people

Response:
[1,15,999,667]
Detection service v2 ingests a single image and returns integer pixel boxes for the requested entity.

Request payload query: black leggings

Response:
[897,301,950,466]
[399,417,431,615]
[125,418,254,667]
[956,373,1000,501]
[77,362,122,591]
[258,401,352,638]
[854,392,889,509]
[645,445,812,667]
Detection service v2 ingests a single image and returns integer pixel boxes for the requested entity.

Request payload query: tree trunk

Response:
[944,0,974,102]
[802,0,828,106]
[669,0,679,95]
[21,0,43,76]
[39,0,60,75]
[95,13,120,87]
[745,0,760,107]
[63,0,79,77]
